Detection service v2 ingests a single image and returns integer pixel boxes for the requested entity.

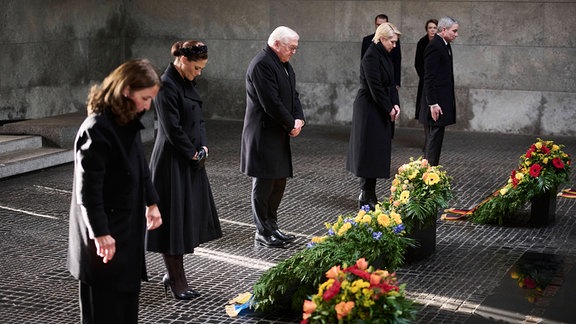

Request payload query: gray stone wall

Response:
[1,0,575,136]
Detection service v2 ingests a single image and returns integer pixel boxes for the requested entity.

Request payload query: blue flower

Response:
[328,228,335,236]
[361,205,371,212]
[344,217,357,226]
[372,231,383,240]
[306,242,316,249]
[393,224,405,234]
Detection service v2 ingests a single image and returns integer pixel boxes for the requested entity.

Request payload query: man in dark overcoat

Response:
[240,26,305,248]
[419,16,460,166]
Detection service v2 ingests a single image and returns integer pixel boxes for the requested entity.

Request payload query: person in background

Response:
[347,22,402,210]
[361,14,402,88]
[147,40,222,300]
[414,18,438,152]
[68,59,162,324]
[240,26,305,248]
[418,16,459,166]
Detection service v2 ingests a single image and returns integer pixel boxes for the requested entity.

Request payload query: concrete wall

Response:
[1,0,575,136]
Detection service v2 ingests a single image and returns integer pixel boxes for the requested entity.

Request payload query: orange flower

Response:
[325,265,341,279]
[302,299,316,315]
[355,258,368,270]
[370,273,382,285]
[335,301,355,319]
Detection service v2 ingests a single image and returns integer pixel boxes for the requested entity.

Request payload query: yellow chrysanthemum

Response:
[408,171,418,180]
[515,172,524,180]
[337,222,352,235]
[377,214,391,227]
[552,144,559,151]
[390,211,402,224]
[362,214,372,223]
[543,157,548,164]
[500,187,508,195]
[355,209,366,222]
[311,236,327,243]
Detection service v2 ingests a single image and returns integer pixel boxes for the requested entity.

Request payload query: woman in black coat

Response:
[346,22,402,210]
[147,41,222,300]
[414,19,438,151]
[68,59,162,324]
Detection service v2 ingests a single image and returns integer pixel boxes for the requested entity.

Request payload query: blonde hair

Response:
[372,22,401,43]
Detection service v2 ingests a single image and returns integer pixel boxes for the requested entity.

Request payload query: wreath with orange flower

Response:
[301,258,417,323]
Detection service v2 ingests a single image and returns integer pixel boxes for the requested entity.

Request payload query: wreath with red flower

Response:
[470,138,571,225]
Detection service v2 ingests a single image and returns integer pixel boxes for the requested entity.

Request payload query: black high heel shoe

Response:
[162,274,201,300]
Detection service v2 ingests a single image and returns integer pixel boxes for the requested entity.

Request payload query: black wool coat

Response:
[68,111,159,293]
[419,34,456,126]
[414,34,430,119]
[347,42,399,179]
[240,46,305,179]
[147,64,222,254]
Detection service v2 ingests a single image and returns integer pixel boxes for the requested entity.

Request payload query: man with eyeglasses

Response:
[241,26,306,248]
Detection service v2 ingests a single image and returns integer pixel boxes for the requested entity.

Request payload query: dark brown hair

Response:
[86,59,160,125]
[171,40,208,62]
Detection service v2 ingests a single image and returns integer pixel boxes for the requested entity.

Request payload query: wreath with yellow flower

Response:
[251,205,411,313]
[301,258,417,323]
[471,138,571,225]
[383,157,453,232]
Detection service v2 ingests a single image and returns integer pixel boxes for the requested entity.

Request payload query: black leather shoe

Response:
[255,232,286,248]
[272,229,296,242]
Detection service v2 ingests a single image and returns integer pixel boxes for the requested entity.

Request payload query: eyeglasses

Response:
[283,43,298,52]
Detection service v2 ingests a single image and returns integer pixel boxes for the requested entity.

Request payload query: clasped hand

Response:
[389,105,400,121]
[290,119,304,137]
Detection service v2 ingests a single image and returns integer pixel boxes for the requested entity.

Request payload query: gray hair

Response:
[438,16,458,32]
[267,26,299,46]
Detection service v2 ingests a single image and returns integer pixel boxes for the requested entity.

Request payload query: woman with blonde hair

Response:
[347,22,402,210]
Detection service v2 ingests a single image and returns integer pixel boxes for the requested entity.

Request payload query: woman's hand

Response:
[390,105,400,121]
[94,235,116,263]
[146,204,162,230]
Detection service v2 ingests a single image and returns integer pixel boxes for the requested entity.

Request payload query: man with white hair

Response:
[240,26,306,248]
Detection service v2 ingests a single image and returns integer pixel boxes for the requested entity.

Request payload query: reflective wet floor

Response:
[0,120,575,323]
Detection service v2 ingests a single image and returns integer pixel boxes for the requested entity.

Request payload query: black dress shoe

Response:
[255,232,286,248]
[272,229,296,242]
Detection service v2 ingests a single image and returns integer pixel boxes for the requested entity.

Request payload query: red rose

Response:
[529,164,542,177]
[524,276,536,289]
[541,145,550,154]
[552,157,565,169]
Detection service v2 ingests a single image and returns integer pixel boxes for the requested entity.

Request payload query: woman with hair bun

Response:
[147,40,222,300]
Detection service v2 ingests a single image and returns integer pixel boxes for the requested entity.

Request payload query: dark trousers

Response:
[79,281,139,324]
[424,124,445,166]
[251,177,286,235]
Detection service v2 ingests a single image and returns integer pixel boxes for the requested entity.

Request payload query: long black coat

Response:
[147,64,222,255]
[414,35,430,119]
[240,46,305,179]
[68,111,159,293]
[418,34,456,126]
[347,42,399,179]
